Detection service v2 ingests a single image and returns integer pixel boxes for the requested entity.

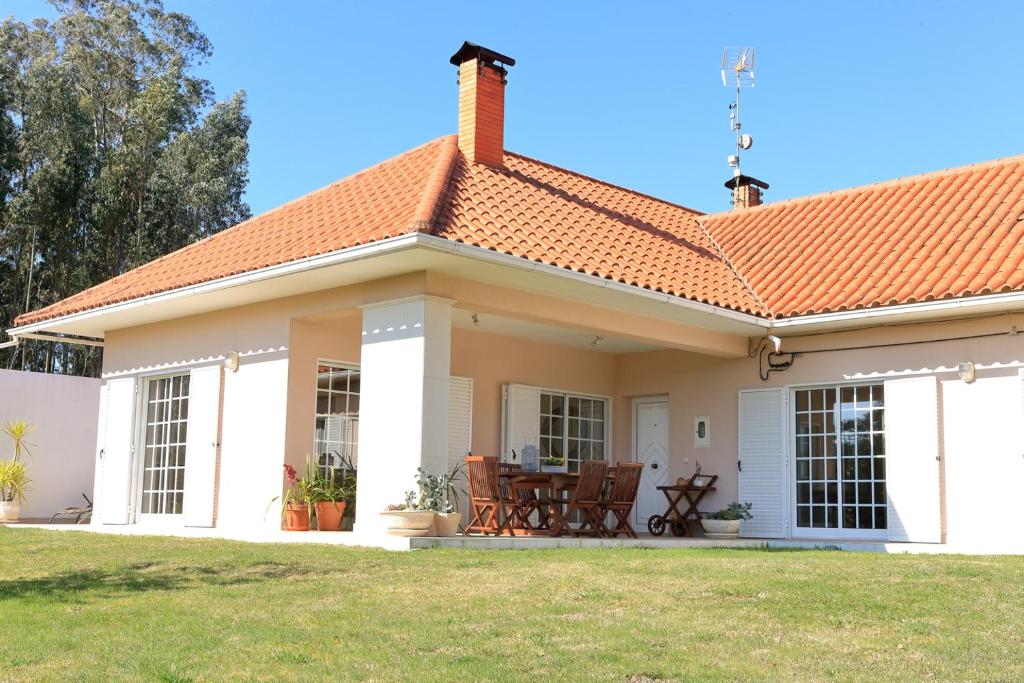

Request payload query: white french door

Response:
[136,373,191,519]
[791,383,888,540]
[634,398,669,525]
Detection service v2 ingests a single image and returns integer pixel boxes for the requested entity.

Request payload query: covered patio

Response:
[282,270,759,541]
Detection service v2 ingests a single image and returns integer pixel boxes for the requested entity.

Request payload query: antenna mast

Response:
[721,47,767,208]
[721,47,756,178]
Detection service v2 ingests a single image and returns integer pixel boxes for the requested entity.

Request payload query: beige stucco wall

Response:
[614,313,1024,531]
[96,268,1024,542]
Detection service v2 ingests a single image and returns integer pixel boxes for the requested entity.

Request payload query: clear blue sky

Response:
[8,1,1024,215]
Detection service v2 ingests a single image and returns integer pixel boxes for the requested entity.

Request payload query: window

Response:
[141,374,190,515]
[314,364,359,476]
[794,384,886,532]
[539,392,607,473]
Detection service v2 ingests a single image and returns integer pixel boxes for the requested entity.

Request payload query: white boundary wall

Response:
[0,369,100,520]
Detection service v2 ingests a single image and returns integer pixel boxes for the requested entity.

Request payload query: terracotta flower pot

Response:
[284,502,310,531]
[314,501,347,531]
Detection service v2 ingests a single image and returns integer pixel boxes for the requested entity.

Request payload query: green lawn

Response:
[2,528,1023,682]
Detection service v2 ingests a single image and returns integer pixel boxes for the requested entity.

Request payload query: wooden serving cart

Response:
[647,474,718,537]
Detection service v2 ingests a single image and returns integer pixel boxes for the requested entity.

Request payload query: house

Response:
[9,43,1024,549]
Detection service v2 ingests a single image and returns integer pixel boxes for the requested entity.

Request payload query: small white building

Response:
[8,43,1024,551]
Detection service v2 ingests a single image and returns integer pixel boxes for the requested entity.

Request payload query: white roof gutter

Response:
[8,231,1023,340]
[770,290,1024,330]
[7,233,772,338]
[413,233,771,328]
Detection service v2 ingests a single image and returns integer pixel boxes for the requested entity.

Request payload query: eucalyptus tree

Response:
[0,0,251,375]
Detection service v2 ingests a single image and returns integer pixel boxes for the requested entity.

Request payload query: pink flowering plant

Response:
[272,456,318,516]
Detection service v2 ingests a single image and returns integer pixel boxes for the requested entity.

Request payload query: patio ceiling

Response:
[451,308,662,354]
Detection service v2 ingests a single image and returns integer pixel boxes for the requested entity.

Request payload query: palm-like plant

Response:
[3,420,36,462]
[0,459,30,503]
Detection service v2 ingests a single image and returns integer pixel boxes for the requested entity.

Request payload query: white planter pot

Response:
[0,501,21,523]
[541,465,568,474]
[701,518,741,539]
[433,512,461,537]
[380,510,435,537]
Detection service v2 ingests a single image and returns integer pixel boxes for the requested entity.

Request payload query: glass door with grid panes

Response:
[138,374,190,518]
[314,364,359,477]
[792,384,887,539]
[539,392,608,473]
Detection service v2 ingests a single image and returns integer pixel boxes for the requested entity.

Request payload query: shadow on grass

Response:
[0,560,316,603]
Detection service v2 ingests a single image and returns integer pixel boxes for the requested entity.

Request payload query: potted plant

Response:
[379,490,436,537]
[541,456,568,474]
[701,502,753,539]
[272,460,317,531]
[0,460,29,522]
[379,465,466,537]
[0,420,34,523]
[312,465,354,532]
[416,465,465,537]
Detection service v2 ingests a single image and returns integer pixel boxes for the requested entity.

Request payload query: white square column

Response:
[354,295,453,533]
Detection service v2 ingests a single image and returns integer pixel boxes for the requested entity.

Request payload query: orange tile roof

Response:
[435,150,762,314]
[15,134,765,326]
[14,139,1024,328]
[705,155,1024,317]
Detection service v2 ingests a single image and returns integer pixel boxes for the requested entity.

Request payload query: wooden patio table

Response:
[501,469,617,535]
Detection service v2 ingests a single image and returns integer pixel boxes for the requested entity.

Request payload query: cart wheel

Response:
[671,520,687,537]
[647,515,667,536]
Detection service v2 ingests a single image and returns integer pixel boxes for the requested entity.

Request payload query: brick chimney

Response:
[724,174,769,209]
[450,42,515,167]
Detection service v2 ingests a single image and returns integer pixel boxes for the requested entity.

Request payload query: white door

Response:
[738,388,787,538]
[183,366,223,527]
[635,399,669,525]
[98,377,138,524]
[943,373,1024,548]
[884,376,942,543]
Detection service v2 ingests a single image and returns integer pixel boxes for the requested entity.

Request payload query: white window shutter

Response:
[183,366,223,527]
[448,376,473,471]
[884,375,941,543]
[98,377,138,525]
[738,388,787,538]
[501,384,541,464]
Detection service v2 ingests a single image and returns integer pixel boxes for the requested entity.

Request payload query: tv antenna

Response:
[721,47,756,177]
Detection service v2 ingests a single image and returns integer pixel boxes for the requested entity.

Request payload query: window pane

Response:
[313,365,360,474]
[795,383,885,531]
[141,375,190,516]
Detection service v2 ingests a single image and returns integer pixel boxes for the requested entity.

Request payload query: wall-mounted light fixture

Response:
[957,361,975,384]
[224,350,240,373]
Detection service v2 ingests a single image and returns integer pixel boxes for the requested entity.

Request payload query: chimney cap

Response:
[724,174,769,191]
[449,41,516,68]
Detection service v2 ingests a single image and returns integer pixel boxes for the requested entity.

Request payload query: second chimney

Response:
[724,174,769,209]
[450,42,515,167]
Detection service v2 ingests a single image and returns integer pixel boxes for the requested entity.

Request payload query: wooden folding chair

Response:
[499,462,548,531]
[549,460,609,537]
[602,462,643,538]
[465,456,516,536]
